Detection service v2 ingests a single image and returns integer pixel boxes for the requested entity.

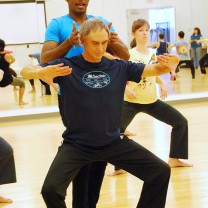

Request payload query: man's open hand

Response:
[37,63,72,91]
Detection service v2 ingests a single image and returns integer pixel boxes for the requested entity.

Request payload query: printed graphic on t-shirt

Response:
[177,44,188,55]
[130,56,154,89]
[132,54,155,65]
[175,41,190,60]
[138,77,153,89]
[82,71,110,88]
[133,59,145,64]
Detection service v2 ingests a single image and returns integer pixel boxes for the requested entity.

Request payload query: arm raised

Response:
[107,22,130,60]
[20,64,72,90]
[142,54,179,77]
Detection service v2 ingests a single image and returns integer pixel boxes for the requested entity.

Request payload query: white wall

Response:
[6,44,43,74]
[5,0,208,70]
[44,0,208,44]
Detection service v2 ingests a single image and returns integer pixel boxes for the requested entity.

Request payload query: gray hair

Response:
[79,18,110,40]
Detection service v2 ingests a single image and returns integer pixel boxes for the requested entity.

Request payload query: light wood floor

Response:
[1,67,208,207]
[1,100,208,208]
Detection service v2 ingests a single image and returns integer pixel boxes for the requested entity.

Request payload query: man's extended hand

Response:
[37,63,72,91]
[157,54,180,80]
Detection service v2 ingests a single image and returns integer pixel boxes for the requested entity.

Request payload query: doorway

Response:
[126,7,175,46]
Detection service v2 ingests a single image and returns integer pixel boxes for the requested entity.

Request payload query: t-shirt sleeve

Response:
[44,19,60,43]
[125,61,145,83]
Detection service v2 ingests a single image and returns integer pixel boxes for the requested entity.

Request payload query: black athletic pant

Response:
[29,79,51,94]
[199,53,208,74]
[41,138,170,208]
[72,161,107,208]
[39,80,51,95]
[120,100,188,159]
[177,60,195,79]
[0,137,16,185]
[29,79,34,86]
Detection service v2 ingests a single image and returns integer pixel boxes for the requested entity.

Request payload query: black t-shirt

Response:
[157,42,168,55]
[43,55,144,147]
[0,53,13,87]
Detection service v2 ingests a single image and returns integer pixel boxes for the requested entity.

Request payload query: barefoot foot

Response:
[29,90,36,93]
[168,158,193,168]
[107,169,127,176]
[0,196,13,203]
[19,101,28,105]
[124,130,136,136]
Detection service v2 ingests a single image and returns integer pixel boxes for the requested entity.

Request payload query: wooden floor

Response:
[1,68,208,208]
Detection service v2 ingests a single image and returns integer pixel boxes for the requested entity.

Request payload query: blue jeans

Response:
[191,47,201,68]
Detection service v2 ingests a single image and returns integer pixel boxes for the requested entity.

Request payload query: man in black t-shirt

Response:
[21,19,180,208]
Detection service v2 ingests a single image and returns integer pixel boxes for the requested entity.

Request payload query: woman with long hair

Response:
[110,19,192,176]
[190,27,203,69]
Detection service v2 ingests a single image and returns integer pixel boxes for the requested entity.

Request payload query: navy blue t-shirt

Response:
[43,55,144,147]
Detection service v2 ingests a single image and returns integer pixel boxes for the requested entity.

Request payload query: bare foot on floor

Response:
[107,169,127,176]
[19,101,28,105]
[124,130,136,136]
[0,196,13,203]
[168,158,193,168]
[29,90,36,93]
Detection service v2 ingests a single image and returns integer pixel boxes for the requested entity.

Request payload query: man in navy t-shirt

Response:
[41,2,130,206]
[21,19,180,208]
[41,0,129,127]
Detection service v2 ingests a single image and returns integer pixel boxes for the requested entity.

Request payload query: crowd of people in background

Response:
[148,27,208,81]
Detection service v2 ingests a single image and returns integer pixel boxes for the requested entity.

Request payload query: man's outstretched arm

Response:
[20,64,72,90]
[142,54,180,77]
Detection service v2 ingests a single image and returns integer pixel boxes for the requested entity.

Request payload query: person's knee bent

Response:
[173,115,188,129]
[0,137,14,156]
[180,116,188,128]
[11,77,25,88]
[41,180,62,199]
[4,144,13,156]
[158,162,171,182]
[19,80,25,88]
[163,162,171,176]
